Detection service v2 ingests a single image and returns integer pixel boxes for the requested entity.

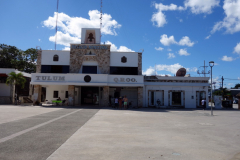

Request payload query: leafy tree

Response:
[6,72,26,95]
[0,44,38,73]
[233,83,240,89]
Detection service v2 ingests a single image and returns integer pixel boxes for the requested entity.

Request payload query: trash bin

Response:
[222,100,233,108]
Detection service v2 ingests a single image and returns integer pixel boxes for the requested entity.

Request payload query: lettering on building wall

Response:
[114,78,137,83]
[71,45,108,50]
[36,76,65,81]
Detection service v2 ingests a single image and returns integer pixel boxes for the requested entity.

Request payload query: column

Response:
[138,87,143,108]
[68,85,75,106]
[101,86,109,107]
[33,85,41,105]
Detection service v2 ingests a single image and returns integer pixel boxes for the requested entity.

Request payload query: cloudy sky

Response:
[0,0,240,88]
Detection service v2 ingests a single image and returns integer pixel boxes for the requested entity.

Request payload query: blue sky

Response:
[0,0,240,88]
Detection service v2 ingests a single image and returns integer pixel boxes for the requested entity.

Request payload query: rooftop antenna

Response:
[100,0,103,43]
[55,0,59,50]
[197,60,210,77]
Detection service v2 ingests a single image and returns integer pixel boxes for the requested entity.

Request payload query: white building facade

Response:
[0,68,31,104]
[31,28,209,108]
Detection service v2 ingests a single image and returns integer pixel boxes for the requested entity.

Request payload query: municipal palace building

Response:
[30,28,209,108]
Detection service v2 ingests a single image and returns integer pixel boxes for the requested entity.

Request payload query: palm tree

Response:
[6,72,26,103]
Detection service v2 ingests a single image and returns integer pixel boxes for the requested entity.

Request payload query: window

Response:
[41,65,69,73]
[0,77,7,83]
[110,67,138,75]
[82,66,97,74]
[65,91,68,98]
[53,91,58,98]
[121,56,127,63]
[53,55,59,61]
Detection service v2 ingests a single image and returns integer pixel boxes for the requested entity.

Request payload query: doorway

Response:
[81,87,99,105]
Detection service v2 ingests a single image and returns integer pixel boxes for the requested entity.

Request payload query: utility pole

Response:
[197,60,210,77]
[221,76,224,100]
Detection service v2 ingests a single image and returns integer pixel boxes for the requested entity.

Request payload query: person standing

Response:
[115,97,118,109]
[15,93,17,105]
[123,95,128,109]
[118,97,122,109]
[201,99,206,110]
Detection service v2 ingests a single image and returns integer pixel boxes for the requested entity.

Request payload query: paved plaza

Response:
[0,104,239,160]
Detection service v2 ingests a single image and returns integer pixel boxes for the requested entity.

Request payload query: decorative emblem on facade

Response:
[88,33,94,42]
[121,56,127,63]
[84,75,91,83]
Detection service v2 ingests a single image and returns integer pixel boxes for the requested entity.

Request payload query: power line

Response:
[224,78,240,80]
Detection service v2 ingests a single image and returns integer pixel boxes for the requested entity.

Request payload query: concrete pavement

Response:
[47,107,240,160]
[0,105,239,160]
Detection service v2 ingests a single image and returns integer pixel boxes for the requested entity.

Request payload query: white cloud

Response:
[151,1,219,28]
[184,0,220,14]
[151,3,185,27]
[211,0,240,34]
[179,19,183,22]
[167,48,172,51]
[38,39,41,42]
[238,77,240,80]
[49,31,81,46]
[142,67,156,76]
[160,34,177,46]
[151,10,167,27]
[188,67,198,72]
[43,10,121,46]
[178,49,190,56]
[155,47,164,51]
[105,41,134,52]
[156,63,184,74]
[178,36,194,46]
[234,42,240,54]
[205,35,211,39]
[135,63,198,76]
[62,47,70,51]
[160,34,194,46]
[168,53,175,59]
[221,55,234,61]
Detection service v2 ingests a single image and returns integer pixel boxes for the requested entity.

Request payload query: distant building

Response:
[31,28,209,108]
[0,68,31,104]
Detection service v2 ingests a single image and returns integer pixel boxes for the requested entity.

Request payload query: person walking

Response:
[123,95,128,110]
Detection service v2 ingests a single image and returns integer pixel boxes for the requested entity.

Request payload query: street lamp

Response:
[209,61,214,116]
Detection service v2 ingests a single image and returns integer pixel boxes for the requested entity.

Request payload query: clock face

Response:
[84,75,91,83]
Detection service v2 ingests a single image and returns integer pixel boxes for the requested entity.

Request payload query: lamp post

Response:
[209,61,214,116]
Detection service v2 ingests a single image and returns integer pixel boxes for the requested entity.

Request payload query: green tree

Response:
[0,44,38,73]
[233,83,240,89]
[6,72,26,95]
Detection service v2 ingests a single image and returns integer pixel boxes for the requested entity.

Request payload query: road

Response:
[0,106,99,160]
